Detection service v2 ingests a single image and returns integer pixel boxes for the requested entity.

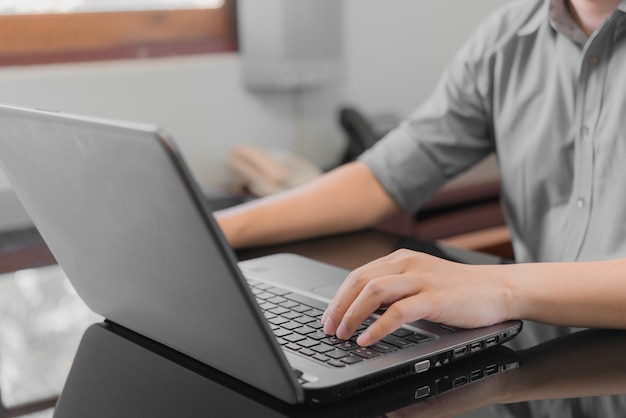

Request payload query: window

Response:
[0,0,228,14]
[0,0,237,66]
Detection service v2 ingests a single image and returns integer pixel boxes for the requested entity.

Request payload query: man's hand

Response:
[321,249,512,346]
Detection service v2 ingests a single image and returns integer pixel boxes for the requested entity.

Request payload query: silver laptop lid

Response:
[0,104,303,404]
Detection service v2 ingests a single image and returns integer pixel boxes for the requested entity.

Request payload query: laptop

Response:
[0,103,522,404]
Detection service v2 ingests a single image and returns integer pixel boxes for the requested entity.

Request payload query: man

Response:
[216,0,626,347]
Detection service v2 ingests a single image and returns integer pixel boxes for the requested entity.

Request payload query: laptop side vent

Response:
[356,365,414,392]
[332,364,415,399]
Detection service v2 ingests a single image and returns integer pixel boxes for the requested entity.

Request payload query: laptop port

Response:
[453,376,468,388]
[414,359,431,374]
[435,351,451,366]
[470,369,484,382]
[485,364,498,376]
[453,346,467,358]
[501,362,518,372]
[485,336,499,347]
[415,385,431,400]
[470,341,483,352]
[435,376,452,393]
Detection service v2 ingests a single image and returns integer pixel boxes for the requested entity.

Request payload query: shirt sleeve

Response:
[358,12,499,213]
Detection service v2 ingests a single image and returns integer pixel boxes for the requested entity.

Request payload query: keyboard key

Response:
[382,336,415,349]
[297,338,319,348]
[284,333,306,343]
[295,315,316,324]
[285,343,301,351]
[313,353,330,362]
[404,333,431,344]
[279,300,299,309]
[371,342,398,354]
[269,306,290,315]
[321,336,342,345]
[304,308,324,317]
[308,321,324,330]
[309,331,328,340]
[336,341,359,351]
[268,296,288,304]
[312,343,334,354]
[327,349,350,360]
[341,355,363,365]
[391,328,413,337]
[353,347,381,359]
[293,325,316,335]
[283,311,302,320]
[273,328,291,338]
[282,321,302,330]
[299,348,316,356]
[259,302,277,311]
[328,359,346,368]
[268,316,289,326]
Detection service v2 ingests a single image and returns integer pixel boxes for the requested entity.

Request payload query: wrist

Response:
[498,264,524,322]
[214,209,244,249]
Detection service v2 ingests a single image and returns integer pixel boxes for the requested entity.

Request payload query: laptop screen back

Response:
[0,105,303,403]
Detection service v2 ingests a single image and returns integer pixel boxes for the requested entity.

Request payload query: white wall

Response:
[0,0,506,230]
[341,0,507,116]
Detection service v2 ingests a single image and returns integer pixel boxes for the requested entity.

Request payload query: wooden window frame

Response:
[0,0,237,66]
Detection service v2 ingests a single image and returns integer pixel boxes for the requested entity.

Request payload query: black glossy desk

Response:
[2,229,626,417]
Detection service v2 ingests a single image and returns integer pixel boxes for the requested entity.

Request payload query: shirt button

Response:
[588,55,599,65]
[580,126,590,140]
[576,198,586,209]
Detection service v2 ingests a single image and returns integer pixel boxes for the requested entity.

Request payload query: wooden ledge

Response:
[439,225,513,259]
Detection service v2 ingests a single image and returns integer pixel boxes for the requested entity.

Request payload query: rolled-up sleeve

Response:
[359,9,499,213]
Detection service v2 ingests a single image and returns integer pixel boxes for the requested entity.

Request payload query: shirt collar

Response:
[550,0,588,45]
[549,0,626,45]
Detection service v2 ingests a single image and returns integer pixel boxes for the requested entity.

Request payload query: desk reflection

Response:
[53,322,518,418]
[389,327,626,417]
[54,321,626,418]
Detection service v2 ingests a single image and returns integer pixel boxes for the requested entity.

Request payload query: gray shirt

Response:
[360,0,626,263]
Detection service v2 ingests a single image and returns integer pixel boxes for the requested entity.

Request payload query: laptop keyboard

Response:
[247,279,431,368]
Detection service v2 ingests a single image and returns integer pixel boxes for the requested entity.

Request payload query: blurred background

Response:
[0,0,506,233]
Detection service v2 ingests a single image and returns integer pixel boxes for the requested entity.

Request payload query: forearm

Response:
[215,161,400,249]
[504,258,626,329]
[322,248,626,346]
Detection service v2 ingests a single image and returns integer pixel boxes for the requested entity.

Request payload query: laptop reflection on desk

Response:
[55,322,519,418]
